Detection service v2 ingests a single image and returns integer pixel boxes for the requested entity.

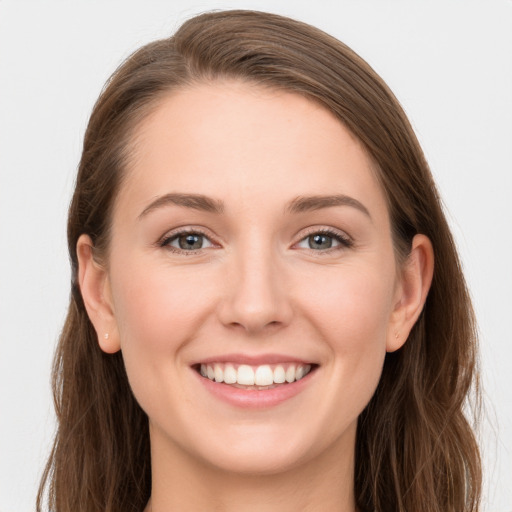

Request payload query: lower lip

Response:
[194,368,316,409]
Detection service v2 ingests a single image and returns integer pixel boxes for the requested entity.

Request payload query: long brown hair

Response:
[37,10,481,512]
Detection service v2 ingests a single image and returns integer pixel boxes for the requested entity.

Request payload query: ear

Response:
[387,234,434,352]
[76,234,121,353]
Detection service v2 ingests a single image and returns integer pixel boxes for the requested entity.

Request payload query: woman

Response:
[37,10,481,512]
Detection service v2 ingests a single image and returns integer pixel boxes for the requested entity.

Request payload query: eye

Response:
[161,231,215,252]
[295,230,352,251]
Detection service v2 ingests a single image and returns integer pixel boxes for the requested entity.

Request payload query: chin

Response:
[197,438,312,476]
[174,416,354,477]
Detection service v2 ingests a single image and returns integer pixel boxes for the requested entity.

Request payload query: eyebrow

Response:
[138,193,224,219]
[138,192,370,220]
[286,194,371,219]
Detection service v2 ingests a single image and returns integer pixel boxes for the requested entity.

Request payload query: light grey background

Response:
[1,1,511,511]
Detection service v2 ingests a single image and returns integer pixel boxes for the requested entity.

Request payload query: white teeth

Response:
[223,364,237,384]
[273,365,286,384]
[237,365,255,385]
[200,362,313,387]
[214,364,224,383]
[254,365,273,386]
[285,365,296,383]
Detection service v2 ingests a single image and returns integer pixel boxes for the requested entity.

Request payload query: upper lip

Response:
[191,353,317,366]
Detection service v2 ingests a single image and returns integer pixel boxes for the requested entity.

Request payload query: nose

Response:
[217,244,293,335]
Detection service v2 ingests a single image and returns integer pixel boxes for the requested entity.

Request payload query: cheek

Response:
[107,257,218,398]
[300,263,395,348]
[111,257,215,347]
[299,264,394,404]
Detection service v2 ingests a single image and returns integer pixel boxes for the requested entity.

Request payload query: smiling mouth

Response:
[194,362,317,390]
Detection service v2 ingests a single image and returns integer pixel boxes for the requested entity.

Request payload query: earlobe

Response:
[76,234,121,354]
[387,234,434,352]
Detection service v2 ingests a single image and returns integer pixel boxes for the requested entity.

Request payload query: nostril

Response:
[216,275,294,333]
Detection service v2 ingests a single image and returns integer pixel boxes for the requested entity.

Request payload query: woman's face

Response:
[98,82,407,474]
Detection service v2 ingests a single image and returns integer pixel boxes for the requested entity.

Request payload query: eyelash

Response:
[158,227,353,254]
[295,228,353,253]
[158,228,215,254]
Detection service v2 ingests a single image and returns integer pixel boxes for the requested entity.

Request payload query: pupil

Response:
[309,234,332,249]
[179,234,202,250]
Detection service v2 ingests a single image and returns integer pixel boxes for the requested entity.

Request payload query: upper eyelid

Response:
[158,230,218,255]
[158,226,217,244]
[295,226,352,241]
[156,225,352,248]
[292,227,354,252]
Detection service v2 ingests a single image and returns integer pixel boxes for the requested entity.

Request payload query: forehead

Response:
[117,81,388,222]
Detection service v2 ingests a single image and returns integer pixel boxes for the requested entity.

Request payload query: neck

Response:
[146,422,357,512]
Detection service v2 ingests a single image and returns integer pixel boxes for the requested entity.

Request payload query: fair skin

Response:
[77,82,433,512]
